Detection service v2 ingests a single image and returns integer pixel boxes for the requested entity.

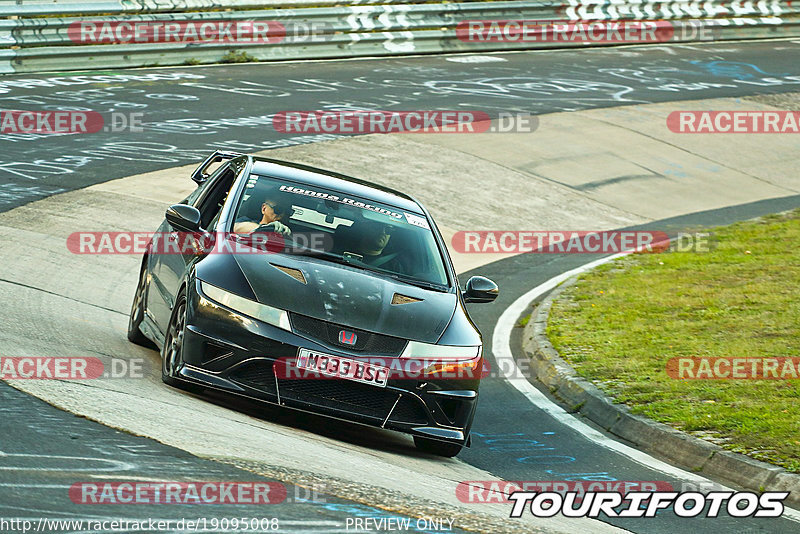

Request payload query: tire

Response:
[413,435,463,458]
[161,290,188,388]
[127,263,155,348]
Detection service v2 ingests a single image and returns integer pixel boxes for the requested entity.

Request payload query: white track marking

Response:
[0,452,134,472]
[492,253,800,522]
[445,56,508,63]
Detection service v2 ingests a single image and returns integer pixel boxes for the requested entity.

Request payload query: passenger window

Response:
[184,161,229,206]
[196,166,237,230]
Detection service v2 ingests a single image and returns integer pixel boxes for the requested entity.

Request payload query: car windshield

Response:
[232,174,449,288]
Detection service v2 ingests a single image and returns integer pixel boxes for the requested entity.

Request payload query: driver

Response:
[233,194,293,236]
[351,221,404,273]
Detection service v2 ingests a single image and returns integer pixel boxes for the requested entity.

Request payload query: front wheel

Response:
[127,263,154,348]
[162,291,188,387]
[413,435,463,458]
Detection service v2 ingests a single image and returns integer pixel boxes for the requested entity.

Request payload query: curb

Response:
[521,276,800,506]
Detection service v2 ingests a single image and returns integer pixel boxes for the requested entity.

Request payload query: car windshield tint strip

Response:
[277,183,406,222]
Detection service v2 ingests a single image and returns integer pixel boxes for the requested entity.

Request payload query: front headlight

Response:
[199,281,291,331]
[401,342,481,359]
[401,342,482,376]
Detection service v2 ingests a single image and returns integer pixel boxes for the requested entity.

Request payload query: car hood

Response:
[233,253,456,343]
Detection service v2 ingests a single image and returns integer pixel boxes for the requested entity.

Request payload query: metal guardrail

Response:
[4,0,433,17]
[1,1,798,74]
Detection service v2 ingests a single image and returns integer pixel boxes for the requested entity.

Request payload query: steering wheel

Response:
[253,223,278,233]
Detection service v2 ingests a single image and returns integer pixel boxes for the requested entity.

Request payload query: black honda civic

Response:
[128,150,498,457]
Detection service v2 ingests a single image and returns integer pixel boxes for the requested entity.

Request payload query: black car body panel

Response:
[178,277,478,439]
[131,153,497,454]
[232,253,456,343]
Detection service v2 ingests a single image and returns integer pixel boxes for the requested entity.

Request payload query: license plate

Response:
[295,349,389,388]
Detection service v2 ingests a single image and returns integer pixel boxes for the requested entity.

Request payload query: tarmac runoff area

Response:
[1,94,799,532]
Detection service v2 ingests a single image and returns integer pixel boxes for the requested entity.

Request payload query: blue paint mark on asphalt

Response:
[689,61,787,79]
[469,433,678,518]
[543,470,616,482]
[663,168,688,179]
[517,455,576,464]
[471,432,575,463]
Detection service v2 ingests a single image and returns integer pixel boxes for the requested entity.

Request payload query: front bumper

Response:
[179,280,479,445]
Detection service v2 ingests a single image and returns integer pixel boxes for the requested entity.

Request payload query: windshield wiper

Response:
[382,272,448,292]
[283,245,352,266]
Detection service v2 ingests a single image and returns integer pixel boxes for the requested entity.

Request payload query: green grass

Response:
[220,50,257,64]
[547,210,800,471]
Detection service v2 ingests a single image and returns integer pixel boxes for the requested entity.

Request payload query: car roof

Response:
[250,157,425,215]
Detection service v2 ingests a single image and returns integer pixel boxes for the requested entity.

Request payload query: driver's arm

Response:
[234,220,292,236]
[233,221,259,233]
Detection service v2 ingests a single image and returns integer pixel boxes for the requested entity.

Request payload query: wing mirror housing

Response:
[463,276,499,303]
[165,204,202,233]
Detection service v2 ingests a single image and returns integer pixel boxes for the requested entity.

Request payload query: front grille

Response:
[290,314,407,356]
[228,358,430,425]
[278,378,397,419]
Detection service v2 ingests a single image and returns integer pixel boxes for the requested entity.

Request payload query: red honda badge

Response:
[338,330,357,345]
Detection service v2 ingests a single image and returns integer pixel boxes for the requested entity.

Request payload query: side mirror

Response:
[165,204,202,233]
[463,276,499,304]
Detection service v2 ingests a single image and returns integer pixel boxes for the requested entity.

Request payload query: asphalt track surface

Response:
[2,40,800,533]
[0,384,455,534]
[3,39,800,209]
